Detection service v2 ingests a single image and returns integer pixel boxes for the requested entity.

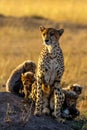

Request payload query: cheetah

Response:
[6,60,36,96]
[49,84,82,119]
[21,71,36,103]
[34,26,65,121]
[61,84,82,119]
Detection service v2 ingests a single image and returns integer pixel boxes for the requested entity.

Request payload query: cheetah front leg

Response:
[52,82,65,122]
[23,87,29,103]
[34,78,42,116]
[42,94,50,115]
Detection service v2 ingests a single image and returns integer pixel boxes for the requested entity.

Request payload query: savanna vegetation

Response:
[0,0,87,24]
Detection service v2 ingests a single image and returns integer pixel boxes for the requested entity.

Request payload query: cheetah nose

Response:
[45,39,49,43]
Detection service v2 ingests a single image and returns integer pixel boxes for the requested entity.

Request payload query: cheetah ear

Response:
[57,29,64,36]
[24,62,28,67]
[70,85,74,90]
[39,26,45,32]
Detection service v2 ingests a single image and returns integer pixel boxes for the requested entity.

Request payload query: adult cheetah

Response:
[34,26,65,121]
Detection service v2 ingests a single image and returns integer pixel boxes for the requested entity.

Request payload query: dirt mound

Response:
[0,92,74,130]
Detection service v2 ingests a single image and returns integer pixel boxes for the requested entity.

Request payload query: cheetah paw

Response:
[42,107,50,115]
[52,111,57,118]
[56,117,65,123]
[22,99,28,104]
[52,112,65,123]
[34,110,41,116]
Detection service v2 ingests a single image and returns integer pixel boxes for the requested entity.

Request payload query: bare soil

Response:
[0,92,75,130]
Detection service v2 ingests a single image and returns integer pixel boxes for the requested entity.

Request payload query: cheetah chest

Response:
[44,58,59,86]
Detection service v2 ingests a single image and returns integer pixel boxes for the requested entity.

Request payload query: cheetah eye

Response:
[43,33,45,36]
[50,32,54,36]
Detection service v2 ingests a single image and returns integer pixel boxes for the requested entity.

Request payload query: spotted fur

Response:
[30,81,82,119]
[21,71,36,103]
[31,82,81,119]
[30,82,64,117]
[34,26,65,121]
[61,84,82,119]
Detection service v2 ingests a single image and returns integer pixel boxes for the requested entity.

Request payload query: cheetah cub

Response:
[61,84,82,119]
[6,60,36,96]
[21,72,36,103]
[34,26,65,121]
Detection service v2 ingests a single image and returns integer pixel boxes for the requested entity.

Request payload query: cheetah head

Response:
[65,91,78,107]
[69,84,82,95]
[21,72,36,89]
[24,61,36,73]
[39,26,64,46]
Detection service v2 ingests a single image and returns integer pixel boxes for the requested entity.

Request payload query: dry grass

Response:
[0,26,86,87]
[0,22,87,114]
[0,0,87,25]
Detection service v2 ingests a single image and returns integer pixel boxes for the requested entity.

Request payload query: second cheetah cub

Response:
[21,72,36,103]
